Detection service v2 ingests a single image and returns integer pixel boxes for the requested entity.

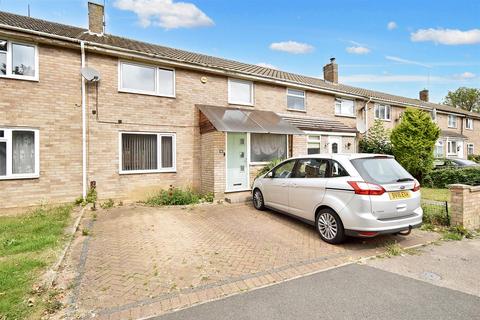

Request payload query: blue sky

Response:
[1,0,479,103]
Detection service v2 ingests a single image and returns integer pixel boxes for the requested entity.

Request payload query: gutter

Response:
[0,24,478,117]
[80,41,87,199]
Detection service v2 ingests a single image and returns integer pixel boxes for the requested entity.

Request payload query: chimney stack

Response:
[323,57,338,83]
[419,89,429,102]
[88,2,105,35]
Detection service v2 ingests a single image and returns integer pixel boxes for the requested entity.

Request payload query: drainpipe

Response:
[81,41,87,199]
[364,97,373,138]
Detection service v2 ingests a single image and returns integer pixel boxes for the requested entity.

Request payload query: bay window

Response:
[0,128,39,179]
[0,39,38,80]
[434,140,444,158]
[228,78,254,105]
[287,89,305,111]
[119,61,175,97]
[250,133,287,163]
[335,98,355,117]
[120,132,176,174]
[374,104,391,120]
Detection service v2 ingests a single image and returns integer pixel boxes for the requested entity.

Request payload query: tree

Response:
[444,87,480,112]
[390,107,440,182]
[359,120,392,154]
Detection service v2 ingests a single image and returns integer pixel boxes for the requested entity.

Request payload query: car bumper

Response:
[345,222,422,237]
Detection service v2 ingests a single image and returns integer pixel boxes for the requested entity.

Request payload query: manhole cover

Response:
[421,271,442,281]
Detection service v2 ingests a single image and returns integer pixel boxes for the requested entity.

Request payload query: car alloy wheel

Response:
[317,212,338,240]
[253,189,265,210]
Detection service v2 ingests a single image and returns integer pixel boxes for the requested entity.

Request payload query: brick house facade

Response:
[0,4,479,210]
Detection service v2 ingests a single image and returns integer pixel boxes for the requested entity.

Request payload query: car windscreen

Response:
[350,157,413,185]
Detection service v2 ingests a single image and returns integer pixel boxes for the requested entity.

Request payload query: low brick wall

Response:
[449,184,480,229]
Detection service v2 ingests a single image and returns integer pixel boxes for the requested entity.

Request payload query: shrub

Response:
[391,108,440,182]
[74,187,98,207]
[468,154,480,163]
[425,167,480,188]
[255,158,282,178]
[145,186,201,206]
[100,199,115,209]
[359,120,392,154]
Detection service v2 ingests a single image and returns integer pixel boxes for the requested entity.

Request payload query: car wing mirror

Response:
[266,171,273,178]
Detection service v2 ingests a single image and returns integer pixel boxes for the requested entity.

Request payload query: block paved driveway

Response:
[60,203,438,320]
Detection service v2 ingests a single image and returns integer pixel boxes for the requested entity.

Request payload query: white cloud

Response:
[256,62,278,69]
[454,72,476,80]
[114,0,214,29]
[411,28,480,45]
[346,46,371,54]
[269,41,314,54]
[385,55,432,68]
[387,21,397,30]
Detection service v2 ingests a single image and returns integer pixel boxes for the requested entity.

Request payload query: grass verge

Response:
[0,205,72,319]
[421,188,449,202]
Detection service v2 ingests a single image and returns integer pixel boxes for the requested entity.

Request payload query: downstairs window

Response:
[0,128,39,179]
[250,133,287,163]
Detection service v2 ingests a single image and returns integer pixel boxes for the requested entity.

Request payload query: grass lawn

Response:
[421,187,450,202]
[0,205,72,319]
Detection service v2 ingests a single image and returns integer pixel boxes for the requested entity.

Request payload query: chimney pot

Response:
[323,58,338,83]
[419,89,429,102]
[88,2,105,35]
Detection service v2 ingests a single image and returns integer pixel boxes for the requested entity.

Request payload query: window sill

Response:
[375,118,392,122]
[0,74,39,82]
[119,169,176,175]
[334,114,356,118]
[228,102,254,107]
[286,108,306,113]
[0,174,40,180]
[447,126,457,129]
[118,88,176,98]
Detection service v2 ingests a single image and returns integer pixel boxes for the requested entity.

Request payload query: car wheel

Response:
[252,189,265,211]
[315,209,346,244]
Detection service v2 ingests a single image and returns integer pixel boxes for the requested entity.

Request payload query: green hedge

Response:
[425,167,480,188]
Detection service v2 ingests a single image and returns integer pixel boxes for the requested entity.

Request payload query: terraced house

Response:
[0,2,479,210]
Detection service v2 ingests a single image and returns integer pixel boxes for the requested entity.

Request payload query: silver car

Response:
[252,154,422,244]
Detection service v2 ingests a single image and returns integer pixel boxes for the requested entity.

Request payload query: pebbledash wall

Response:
[0,44,83,209]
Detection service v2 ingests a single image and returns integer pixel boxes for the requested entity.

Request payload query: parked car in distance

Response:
[434,158,480,170]
[252,154,422,244]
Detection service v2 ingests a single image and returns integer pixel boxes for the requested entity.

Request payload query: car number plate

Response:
[389,191,410,200]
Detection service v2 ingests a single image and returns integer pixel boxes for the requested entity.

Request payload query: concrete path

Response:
[150,264,480,320]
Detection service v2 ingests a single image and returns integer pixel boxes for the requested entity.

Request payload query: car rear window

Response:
[350,157,413,185]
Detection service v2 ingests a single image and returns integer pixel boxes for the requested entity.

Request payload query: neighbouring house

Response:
[1,2,479,209]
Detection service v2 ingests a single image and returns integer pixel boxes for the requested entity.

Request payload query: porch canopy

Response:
[441,130,467,140]
[197,105,304,135]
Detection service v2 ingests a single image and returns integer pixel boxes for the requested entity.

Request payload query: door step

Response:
[224,191,252,204]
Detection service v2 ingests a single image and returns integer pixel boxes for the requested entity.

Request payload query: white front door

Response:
[457,141,464,158]
[226,132,249,191]
[328,136,342,154]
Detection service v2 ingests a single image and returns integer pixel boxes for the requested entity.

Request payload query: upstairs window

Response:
[0,39,38,80]
[0,128,39,180]
[335,98,355,117]
[431,108,437,122]
[448,115,457,128]
[287,89,305,111]
[374,104,391,120]
[466,118,474,130]
[119,61,175,97]
[228,78,254,105]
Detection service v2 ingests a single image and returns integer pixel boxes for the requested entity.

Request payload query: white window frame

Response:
[307,134,322,154]
[228,78,254,106]
[334,98,356,117]
[447,140,458,156]
[118,60,175,97]
[431,108,437,122]
[465,118,474,130]
[434,140,444,158]
[118,131,176,175]
[286,88,306,111]
[467,143,474,155]
[248,133,288,165]
[374,104,391,121]
[448,115,457,128]
[0,127,40,180]
[0,39,39,81]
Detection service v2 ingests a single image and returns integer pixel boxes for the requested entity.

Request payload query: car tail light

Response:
[412,180,421,192]
[347,181,386,196]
